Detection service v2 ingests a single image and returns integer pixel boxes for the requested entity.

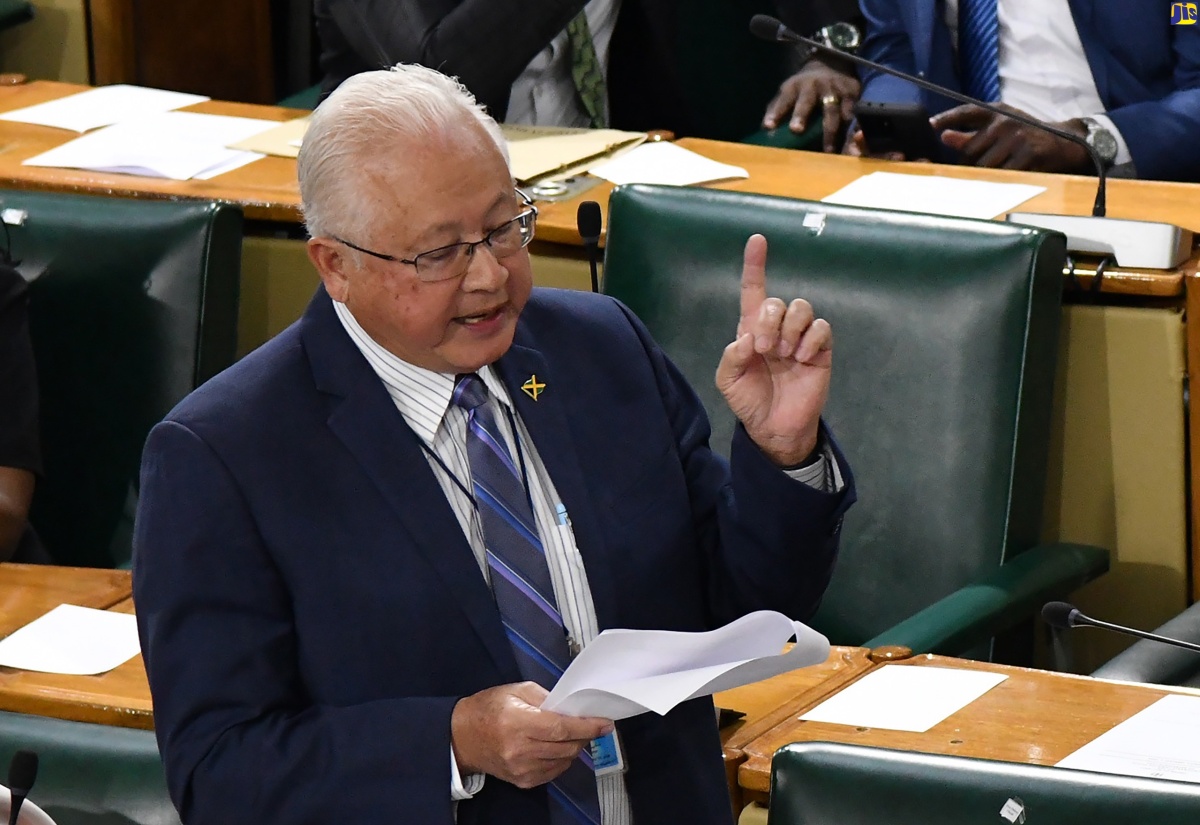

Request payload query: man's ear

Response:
[307,237,353,302]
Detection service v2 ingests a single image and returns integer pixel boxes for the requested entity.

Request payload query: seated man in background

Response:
[133,63,854,823]
[315,0,863,149]
[854,0,1200,182]
[0,263,45,563]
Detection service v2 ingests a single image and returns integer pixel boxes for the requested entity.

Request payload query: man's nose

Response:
[460,242,508,289]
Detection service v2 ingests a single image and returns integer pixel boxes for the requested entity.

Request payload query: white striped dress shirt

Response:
[333,299,837,822]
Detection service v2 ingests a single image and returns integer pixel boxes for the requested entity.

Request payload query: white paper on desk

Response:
[0,604,140,675]
[23,111,277,180]
[822,171,1045,220]
[1056,694,1200,782]
[541,610,829,720]
[588,141,749,187]
[799,664,1008,732]
[0,84,208,132]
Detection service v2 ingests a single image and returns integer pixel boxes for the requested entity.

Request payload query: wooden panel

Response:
[86,0,274,103]
[736,654,1186,804]
[86,0,135,85]
[0,563,130,637]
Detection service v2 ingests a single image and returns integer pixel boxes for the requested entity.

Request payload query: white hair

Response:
[298,63,509,241]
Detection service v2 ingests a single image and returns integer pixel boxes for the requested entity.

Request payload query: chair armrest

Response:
[1090,601,1200,686]
[862,543,1109,655]
[741,119,823,151]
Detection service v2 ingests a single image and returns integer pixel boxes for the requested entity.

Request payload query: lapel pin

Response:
[521,375,546,401]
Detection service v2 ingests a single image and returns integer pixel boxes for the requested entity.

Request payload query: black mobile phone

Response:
[853,101,941,160]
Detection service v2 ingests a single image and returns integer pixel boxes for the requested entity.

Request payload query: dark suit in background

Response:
[858,0,1200,182]
[314,0,861,138]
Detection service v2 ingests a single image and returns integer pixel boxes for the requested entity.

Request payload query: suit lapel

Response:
[302,291,515,675]
[911,0,940,76]
[495,343,621,632]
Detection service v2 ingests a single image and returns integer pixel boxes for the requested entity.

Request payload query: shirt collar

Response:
[332,300,514,446]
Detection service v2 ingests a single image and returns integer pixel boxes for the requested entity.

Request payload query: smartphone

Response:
[853,101,941,160]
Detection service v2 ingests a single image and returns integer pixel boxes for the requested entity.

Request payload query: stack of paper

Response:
[229,116,310,159]
[23,110,282,181]
[0,603,140,675]
[822,171,1045,220]
[501,124,646,184]
[0,84,208,132]
[588,141,749,187]
[541,610,829,719]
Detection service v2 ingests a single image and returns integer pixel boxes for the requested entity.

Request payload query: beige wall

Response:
[0,0,89,83]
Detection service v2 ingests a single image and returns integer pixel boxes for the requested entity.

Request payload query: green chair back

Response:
[769,741,1200,824]
[7,191,243,568]
[0,711,178,825]
[602,184,1099,654]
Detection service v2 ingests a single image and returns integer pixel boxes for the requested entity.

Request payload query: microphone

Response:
[576,201,602,293]
[6,750,37,825]
[1041,601,1200,654]
[748,14,1193,269]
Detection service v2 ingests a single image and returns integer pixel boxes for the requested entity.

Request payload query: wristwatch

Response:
[812,21,861,54]
[1080,117,1118,167]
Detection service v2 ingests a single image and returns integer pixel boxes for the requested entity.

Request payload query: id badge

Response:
[589,730,626,776]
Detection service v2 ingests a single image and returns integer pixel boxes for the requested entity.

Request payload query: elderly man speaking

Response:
[133,64,855,825]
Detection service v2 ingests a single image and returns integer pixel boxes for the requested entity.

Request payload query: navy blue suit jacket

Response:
[859,0,1200,181]
[132,287,854,825]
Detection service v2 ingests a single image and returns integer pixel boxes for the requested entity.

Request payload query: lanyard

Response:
[418,402,535,516]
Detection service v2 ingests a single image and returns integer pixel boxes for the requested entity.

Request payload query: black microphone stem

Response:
[751,15,1107,217]
[1082,616,1200,654]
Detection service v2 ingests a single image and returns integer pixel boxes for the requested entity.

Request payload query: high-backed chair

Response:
[1091,601,1200,687]
[602,185,1108,657]
[0,712,178,825]
[768,741,1200,824]
[5,190,243,568]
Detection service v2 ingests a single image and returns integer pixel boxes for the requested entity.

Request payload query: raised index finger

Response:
[740,234,769,327]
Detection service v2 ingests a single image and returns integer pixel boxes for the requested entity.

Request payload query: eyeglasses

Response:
[333,189,538,283]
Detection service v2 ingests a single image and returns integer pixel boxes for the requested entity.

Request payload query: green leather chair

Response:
[0,711,177,825]
[769,741,1200,824]
[8,191,243,568]
[1090,601,1200,687]
[0,0,32,31]
[602,184,1108,658]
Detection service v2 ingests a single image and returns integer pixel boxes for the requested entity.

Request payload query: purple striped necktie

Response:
[451,373,602,825]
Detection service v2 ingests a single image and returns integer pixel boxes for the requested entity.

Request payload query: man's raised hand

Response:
[715,234,832,466]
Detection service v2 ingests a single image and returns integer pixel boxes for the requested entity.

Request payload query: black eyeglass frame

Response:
[332,189,538,282]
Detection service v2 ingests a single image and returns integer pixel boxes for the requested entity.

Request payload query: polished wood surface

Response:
[0,82,1191,298]
[0,81,304,222]
[735,653,1187,805]
[0,563,130,637]
[0,595,153,729]
[715,646,877,816]
[536,137,1194,299]
[86,0,275,104]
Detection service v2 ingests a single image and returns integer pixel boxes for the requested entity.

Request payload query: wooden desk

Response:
[0,567,151,729]
[0,562,130,637]
[715,646,877,816]
[735,653,1191,808]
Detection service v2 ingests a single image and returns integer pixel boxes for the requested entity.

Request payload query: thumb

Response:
[715,332,756,393]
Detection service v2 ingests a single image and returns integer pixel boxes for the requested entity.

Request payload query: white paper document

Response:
[799,664,1008,732]
[588,141,749,187]
[822,171,1045,220]
[1056,694,1200,783]
[541,610,829,719]
[0,84,209,132]
[23,111,279,180]
[0,604,140,675]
